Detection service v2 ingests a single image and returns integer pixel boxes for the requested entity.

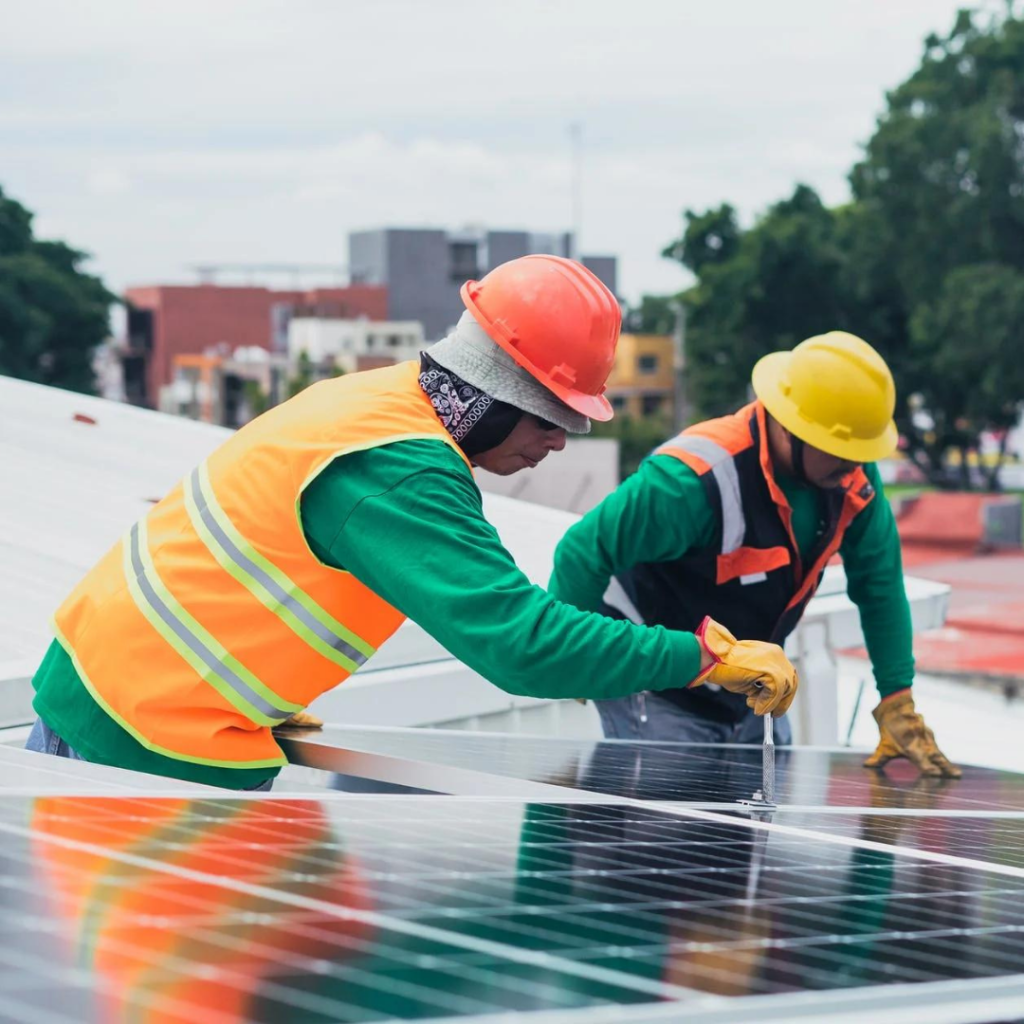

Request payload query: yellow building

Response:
[604,333,675,420]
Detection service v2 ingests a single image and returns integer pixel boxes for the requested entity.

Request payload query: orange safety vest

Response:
[53,361,471,768]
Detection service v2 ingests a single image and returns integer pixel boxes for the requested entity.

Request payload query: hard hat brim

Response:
[548,383,615,422]
[752,351,899,463]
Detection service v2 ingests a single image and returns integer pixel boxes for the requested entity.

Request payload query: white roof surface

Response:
[0,374,949,743]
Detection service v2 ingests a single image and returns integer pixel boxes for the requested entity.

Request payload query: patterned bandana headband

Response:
[418,352,523,457]
[419,352,493,442]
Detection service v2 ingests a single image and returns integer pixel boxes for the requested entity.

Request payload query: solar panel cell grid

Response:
[3,793,1024,1022]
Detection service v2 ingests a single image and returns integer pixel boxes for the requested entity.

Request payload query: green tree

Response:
[623,295,678,335]
[909,263,1024,488]
[851,8,1024,307]
[848,5,1024,485]
[662,6,1024,488]
[665,185,857,417]
[591,413,674,479]
[0,186,115,393]
[287,349,316,398]
[662,202,741,273]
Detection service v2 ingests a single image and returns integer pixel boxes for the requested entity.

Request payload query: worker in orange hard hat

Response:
[551,331,960,779]
[25,254,798,790]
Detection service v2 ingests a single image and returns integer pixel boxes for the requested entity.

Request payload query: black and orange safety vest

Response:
[602,401,875,723]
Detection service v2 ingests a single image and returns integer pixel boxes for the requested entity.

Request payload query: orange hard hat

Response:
[460,254,621,421]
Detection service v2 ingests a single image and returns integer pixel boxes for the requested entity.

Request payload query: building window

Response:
[126,307,154,353]
[610,395,627,412]
[638,354,659,374]
[642,394,665,416]
[449,241,480,282]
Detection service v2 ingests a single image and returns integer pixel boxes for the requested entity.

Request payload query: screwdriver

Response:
[763,712,775,804]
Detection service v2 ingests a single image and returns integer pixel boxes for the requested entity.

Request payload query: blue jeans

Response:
[24,717,87,760]
[594,691,792,745]
[24,718,274,791]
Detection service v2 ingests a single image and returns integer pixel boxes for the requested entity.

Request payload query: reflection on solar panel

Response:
[5,728,1024,1022]
[773,812,1024,871]
[286,726,1024,811]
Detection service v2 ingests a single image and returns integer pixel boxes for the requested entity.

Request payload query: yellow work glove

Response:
[275,710,324,729]
[690,616,798,716]
[863,689,961,778]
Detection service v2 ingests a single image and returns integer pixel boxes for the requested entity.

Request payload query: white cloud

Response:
[86,167,132,197]
[2,0,1009,301]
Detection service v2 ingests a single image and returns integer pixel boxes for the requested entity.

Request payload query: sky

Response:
[1,0,1006,309]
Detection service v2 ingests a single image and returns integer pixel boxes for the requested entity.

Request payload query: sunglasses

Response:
[532,415,561,431]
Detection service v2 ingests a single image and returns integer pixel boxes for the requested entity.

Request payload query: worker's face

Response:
[798,441,861,490]
[473,413,568,476]
[767,412,860,489]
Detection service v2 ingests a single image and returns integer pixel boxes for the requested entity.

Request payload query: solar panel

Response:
[4,792,1024,1023]
[5,725,1024,1022]
[281,726,1024,812]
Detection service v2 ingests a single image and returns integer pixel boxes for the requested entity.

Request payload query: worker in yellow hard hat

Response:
[551,331,960,778]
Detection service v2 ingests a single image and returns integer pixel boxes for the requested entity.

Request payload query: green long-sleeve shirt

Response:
[33,440,703,788]
[548,453,914,699]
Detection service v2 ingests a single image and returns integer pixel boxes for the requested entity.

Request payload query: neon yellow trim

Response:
[185,479,361,673]
[123,522,289,727]
[51,617,287,770]
[188,461,373,667]
[133,519,302,716]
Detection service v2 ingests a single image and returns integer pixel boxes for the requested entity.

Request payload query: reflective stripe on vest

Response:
[184,461,375,673]
[661,433,770,586]
[124,518,300,726]
[666,435,745,554]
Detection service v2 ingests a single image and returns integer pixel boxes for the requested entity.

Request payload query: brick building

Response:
[122,284,387,408]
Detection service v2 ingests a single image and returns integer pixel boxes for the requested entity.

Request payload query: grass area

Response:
[884,483,930,499]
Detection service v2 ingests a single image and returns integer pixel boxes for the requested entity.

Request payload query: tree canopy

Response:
[0,186,115,394]
[663,6,1024,487]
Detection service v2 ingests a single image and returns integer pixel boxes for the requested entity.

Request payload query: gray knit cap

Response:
[426,311,591,434]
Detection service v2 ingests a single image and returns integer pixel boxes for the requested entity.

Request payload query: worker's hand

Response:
[690,616,798,716]
[863,690,960,778]
[276,710,324,729]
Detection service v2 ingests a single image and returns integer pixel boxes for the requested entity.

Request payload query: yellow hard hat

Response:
[751,331,898,462]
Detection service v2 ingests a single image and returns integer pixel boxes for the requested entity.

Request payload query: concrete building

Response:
[604,333,675,420]
[349,227,618,340]
[121,283,387,409]
[287,317,425,374]
[162,349,292,427]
